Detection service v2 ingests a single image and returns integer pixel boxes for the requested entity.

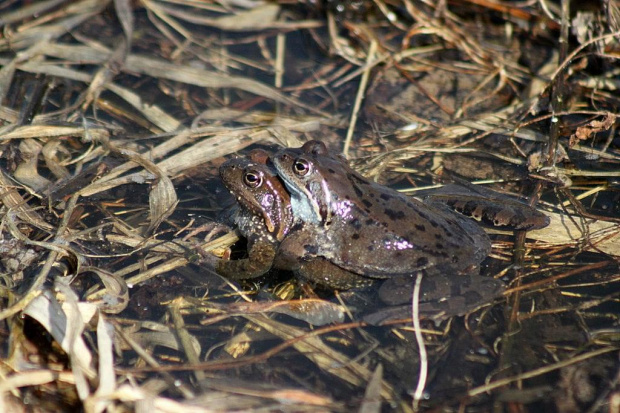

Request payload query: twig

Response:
[343,40,377,158]
[411,271,427,411]
[468,347,617,397]
[275,33,285,89]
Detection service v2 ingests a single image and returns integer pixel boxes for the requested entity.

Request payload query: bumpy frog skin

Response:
[272,141,492,278]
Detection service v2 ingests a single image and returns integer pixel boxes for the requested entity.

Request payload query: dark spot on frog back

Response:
[384,208,406,220]
[351,218,363,230]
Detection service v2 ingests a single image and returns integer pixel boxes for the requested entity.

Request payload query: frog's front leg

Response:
[275,226,375,289]
[216,240,276,279]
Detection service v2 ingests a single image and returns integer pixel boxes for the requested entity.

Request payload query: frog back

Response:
[316,173,491,277]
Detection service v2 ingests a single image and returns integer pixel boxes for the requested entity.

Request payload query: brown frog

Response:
[217,150,505,320]
[271,140,493,282]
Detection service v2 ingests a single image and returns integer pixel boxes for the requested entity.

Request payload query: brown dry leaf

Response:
[1,125,110,141]
[183,3,280,31]
[114,0,134,44]
[146,1,322,31]
[22,289,96,383]
[225,299,346,326]
[77,128,270,198]
[198,376,334,407]
[0,57,182,132]
[0,170,53,231]
[79,40,128,113]
[0,370,76,412]
[83,267,129,314]
[41,140,72,180]
[128,329,201,354]
[13,139,51,192]
[54,278,96,401]
[40,43,322,113]
[77,128,284,199]
[223,331,253,359]
[106,145,178,235]
[88,314,116,413]
[359,364,383,413]
[108,383,327,412]
[569,113,617,147]
[147,173,179,234]
[125,54,322,114]
[0,0,68,26]
[0,0,110,51]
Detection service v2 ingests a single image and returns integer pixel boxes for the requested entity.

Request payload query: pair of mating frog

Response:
[215,141,549,317]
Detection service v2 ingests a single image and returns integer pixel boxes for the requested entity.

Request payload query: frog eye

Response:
[293,158,311,176]
[243,171,262,188]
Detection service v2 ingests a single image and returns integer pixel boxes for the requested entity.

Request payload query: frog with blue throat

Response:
[271,140,495,281]
[267,140,548,316]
